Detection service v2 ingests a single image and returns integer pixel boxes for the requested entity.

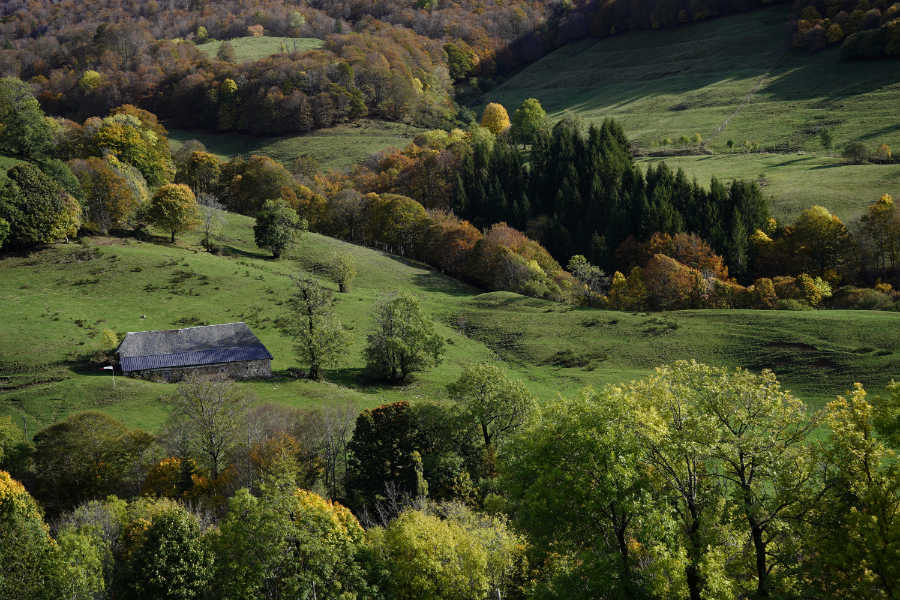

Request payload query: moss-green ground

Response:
[2,212,897,436]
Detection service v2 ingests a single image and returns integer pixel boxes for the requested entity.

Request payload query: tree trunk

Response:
[171,229,176,243]
[750,521,769,598]
[685,509,704,600]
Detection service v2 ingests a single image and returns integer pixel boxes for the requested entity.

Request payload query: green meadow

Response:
[195,36,322,63]
[2,212,897,436]
[169,120,425,172]
[638,152,900,223]
[485,5,900,221]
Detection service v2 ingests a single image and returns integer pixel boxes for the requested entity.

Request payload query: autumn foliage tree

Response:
[69,156,139,233]
[480,102,511,136]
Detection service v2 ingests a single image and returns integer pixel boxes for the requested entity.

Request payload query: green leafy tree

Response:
[347,401,423,508]
[370,507,525,600]
[31,412,155,515]
[0,471,66,600]
[447,363,535,459]
[621,364,728,600]
[444,43,475,81]
[0,77,54,159]
[331,251,357,292]
[510,98,549,146]
[791,205,850,275]
[364,292,445,382]
[689,362,818,598]
[503,390,674,599]
[0,216,9,248]
[120,506,214,600]
[0,416,29,473]
[84,109,175,186]
[286,277,349,380]
[859,193,900,275]
[69,156,139,233]
[176,150,221,196]
[567,254,608,305]
[254,198,305,258]
[801,384,899,599]
[147,183,199,242]
[0,163,80,248]
[56,527,106,600]
[843,141,869,164]
[213,485,371,600]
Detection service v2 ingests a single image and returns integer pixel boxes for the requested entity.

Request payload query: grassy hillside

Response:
[169,120,425,172]
[2,213,898,437]
[195,36,322,62]
[638,152,900,223]
[486,5,900,221]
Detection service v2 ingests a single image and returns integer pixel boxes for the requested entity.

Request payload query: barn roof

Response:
[117,322,272,373]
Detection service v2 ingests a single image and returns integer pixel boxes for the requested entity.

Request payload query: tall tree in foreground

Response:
[682,361,818,598]
[286,277,348,380]
[364,292,445,383]
[503,390,673,599]
[801,383,898,599]
[0,471,64,600]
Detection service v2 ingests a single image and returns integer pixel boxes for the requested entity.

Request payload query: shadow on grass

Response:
[411,271,479,297]
[809,162,853,170]
[222,245,273,260]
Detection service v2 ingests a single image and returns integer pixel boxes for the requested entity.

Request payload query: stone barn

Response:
[117,322,272,382]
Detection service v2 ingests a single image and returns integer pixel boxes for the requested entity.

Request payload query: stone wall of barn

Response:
[127,359,271,382]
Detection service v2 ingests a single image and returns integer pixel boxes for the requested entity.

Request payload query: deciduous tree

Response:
[161,375,249,481]
[254,198,305,258]
[147,183,199,242]
[286,277,348,380]
[0,77,54,159]
[0,163,81,248]
[480,102,511,136]
[364,292,445,382]
[447,363,535,458]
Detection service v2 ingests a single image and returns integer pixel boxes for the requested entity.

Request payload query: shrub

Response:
[776,298,806,311]
[843,141,869,164]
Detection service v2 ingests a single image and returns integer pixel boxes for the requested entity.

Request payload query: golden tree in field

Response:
[480,102,511,135]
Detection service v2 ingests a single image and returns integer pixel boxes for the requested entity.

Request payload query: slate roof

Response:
[117,322,272,373]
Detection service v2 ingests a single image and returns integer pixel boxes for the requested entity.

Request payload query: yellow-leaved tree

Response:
[480,102,511,135]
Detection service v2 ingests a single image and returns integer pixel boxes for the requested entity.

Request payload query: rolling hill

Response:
[483,5,900,223]
[1,213,897,437]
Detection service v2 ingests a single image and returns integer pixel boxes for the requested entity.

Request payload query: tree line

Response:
[1,361,897,599]
[791,0,900,57]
